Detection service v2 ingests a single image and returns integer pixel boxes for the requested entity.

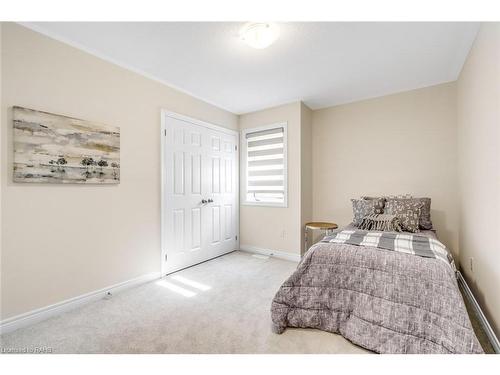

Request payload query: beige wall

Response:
[1,23,237,319]
[0,23,3,318]
[238,102,313,256]
[238,102,302,255]
[312,82,459,256]
[300,103,313,254]
[457,23,500,335]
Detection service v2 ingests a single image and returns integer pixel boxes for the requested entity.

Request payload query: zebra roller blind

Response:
[244,124,287,206]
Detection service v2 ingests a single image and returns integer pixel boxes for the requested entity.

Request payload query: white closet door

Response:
[162,113,238,275]
[203,128,238,257]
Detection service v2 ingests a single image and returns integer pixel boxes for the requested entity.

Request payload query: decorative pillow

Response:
[384,194,413,199]
[358,214,403,232]
[360,196,385,214]
[351,198,385,226]
[384,199,423,233]
[387,197,433,230]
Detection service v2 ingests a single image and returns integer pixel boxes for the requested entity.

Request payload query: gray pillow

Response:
[384,194,413,199]
[360,196,385,214]
[351,198,385,227]
[386,197,433,230]
[384,199,424,233]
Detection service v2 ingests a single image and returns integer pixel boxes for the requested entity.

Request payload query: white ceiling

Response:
[22,22,479,114]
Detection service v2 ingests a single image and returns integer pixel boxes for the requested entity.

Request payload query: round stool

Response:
[304,222,338,253]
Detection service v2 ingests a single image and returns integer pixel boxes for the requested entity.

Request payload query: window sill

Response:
[241,201,288,208]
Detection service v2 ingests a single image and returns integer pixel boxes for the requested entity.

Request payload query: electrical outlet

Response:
[469,257,474,274]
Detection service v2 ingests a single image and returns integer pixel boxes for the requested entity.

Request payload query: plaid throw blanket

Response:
[322,230,455,269]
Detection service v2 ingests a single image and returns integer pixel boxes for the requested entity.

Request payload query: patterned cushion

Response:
[363,194,413,200]
[384,199,423,233]
[384,194,413,199]
[387,198,433,230]
[351,198,385,226]
[360,196,385,214]
[358,214,403,232]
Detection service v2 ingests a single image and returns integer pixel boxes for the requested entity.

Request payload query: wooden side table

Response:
[304,222,338,253]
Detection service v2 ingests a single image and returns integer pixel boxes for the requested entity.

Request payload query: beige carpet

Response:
[0,251,369,354]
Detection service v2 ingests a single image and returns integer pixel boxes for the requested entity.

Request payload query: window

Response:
[241,123,287,207]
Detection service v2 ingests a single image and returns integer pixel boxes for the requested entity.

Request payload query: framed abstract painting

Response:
[13,106,120,184]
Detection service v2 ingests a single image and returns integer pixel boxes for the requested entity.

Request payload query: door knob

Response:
[207,198,213,203]
[201,199,207,204]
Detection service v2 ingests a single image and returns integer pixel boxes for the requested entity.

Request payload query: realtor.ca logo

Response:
[1,346,53,354]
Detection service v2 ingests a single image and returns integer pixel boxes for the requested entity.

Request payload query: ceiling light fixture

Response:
[239,23,280,49]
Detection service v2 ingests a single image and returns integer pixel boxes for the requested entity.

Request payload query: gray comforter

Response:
[271,231,483,354]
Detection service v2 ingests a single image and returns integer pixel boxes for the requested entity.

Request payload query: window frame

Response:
[240,122,288,208]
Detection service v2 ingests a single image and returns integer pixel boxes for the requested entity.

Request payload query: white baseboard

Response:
[0,272,161,335]
[457,271,500,353]
[239,245,301,263]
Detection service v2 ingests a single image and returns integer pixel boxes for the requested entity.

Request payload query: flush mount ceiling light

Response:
[239,23,280,49]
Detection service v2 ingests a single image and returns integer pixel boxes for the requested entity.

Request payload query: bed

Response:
[270,222,483,354]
